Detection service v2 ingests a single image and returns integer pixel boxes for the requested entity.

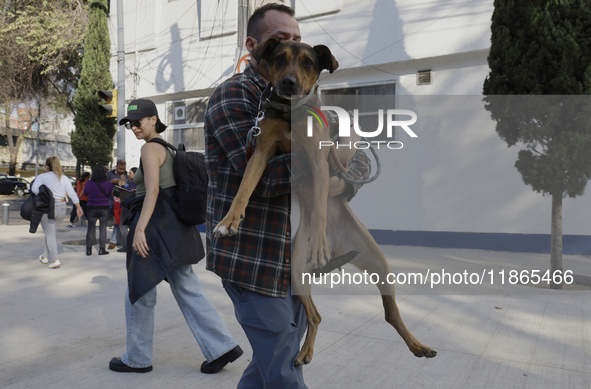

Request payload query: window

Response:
[0,135,18,146]
[167,127,206,152]
[166,97,209,151]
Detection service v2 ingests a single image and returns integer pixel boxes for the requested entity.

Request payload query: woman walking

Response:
[32,156,83,269]
[109,99,242,374]
[83,166,114,256]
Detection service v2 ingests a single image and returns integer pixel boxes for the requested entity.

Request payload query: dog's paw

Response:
[412,347,437,359]
[306,235,331,269]
[213,212,244,238]
[213,224,230,237]
[294,350,313,366]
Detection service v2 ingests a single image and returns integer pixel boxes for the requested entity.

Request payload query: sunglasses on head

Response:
[124,117,150,129]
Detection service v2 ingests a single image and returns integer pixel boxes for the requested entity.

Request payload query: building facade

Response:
[108,0,591,253]
[0,110,77,178]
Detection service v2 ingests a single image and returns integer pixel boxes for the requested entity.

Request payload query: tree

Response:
[71,0,116,168]
[0,0,88,175]
[483,0,591,288]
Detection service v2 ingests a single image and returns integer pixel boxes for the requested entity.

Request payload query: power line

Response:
[297,0,480,79]
[360,0,479,62]
[179,0,224,92]
[297,0,402,77]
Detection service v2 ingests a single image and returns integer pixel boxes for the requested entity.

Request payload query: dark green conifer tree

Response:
[71,0,115,168]
[483,0,591,288]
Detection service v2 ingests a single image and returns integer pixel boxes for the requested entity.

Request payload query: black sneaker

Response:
[109,357,152,373]
[201,345,243,374]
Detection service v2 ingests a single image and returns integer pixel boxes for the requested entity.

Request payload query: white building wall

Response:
[107,0,591,242]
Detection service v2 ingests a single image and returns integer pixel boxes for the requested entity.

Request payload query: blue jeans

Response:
[121,264,238,368]
[223,280,308,389]
[109,224,120,245]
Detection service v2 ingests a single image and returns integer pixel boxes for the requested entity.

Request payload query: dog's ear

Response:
[251,37,282,63]
[313,45,339,74]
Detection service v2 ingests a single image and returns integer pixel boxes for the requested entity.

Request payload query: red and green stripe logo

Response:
[303,104,328,128]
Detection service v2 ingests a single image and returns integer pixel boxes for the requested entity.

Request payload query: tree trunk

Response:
[6,127,17,176]
[13,135,25,175]
[3,101,16,176]
[76,161,81,180]
[550,193,563,290]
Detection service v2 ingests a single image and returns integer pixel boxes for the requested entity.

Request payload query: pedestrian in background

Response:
[116,167,137,253]
[32,156,83,269]
[108,160,128,249]
[107,159,129,186]
[126,167,137,191]
[68,172,90,227]
[108,196,122,249]
[83,166,114,256]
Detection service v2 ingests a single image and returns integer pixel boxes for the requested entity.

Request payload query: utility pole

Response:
[237,0,248,48]
[116,0,125,161]
[235,0,250,73]
[133,0,140,99]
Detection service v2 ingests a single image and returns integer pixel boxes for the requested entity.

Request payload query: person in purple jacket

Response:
[83,166,114,256]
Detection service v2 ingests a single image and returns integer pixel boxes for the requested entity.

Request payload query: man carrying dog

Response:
[204,4,369,388]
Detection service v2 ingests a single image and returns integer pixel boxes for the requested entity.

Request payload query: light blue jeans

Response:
[109,224,120,245]
[40,200,67,261]
[121,264,239,368]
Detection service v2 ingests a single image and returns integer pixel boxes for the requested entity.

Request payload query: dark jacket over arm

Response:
[29,185,55,233]
[125,186,205,304]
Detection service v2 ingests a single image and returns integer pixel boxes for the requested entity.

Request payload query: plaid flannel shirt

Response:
[204,64,370,298]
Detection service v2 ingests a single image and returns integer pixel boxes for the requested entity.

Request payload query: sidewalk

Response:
[0,221,590,388]
[0,196,29,226]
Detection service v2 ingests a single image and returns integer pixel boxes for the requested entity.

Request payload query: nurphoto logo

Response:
[307,106,418,150]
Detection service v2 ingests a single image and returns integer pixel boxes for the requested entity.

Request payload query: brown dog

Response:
[213,38,437,366]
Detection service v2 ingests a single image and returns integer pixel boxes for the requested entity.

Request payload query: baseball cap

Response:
[119,99,159,125]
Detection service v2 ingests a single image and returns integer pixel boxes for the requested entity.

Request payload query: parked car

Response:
[7,177,31,194]
[0,177,29,197]
[68,176,77,189]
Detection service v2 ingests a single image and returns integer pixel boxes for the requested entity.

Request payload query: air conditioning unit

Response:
[175,105,186,121]
[172,101,187,125]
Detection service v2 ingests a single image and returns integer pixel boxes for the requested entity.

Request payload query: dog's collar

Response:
[259,83,317,113]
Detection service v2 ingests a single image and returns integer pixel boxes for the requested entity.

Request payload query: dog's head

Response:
[252,38,339,100]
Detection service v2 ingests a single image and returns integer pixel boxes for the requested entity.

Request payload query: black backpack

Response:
[143,138,208,225]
